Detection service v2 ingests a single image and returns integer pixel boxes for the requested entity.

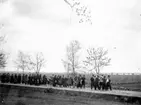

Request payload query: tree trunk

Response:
[97,66,100,76]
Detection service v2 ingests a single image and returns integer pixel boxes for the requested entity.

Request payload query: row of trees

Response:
[0,24,46,74]
[14,52,46,74]
[62,1,110,76]
[62,40,111,77]
[0,0,93,74]
[14,40,111,76]
[0,24,110,75]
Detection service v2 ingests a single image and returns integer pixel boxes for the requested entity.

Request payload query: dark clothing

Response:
[82,77,85,88]
[90,77,94,90]
[95,77,100,90]
[102,77,106,90]
[106,79,112,90]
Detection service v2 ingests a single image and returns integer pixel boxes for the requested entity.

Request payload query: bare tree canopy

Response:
[84,47,111,75]
[0,36,6,68]
[0,51,7,68]
[0,24,7,68]
[64,0,92,24]
[63,40,81,76]
[29,52,46,74]
[14,51,31,73]
[14,52,46,74]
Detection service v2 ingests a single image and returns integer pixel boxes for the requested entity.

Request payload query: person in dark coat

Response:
[43,75,47,85]
[24,74,28,84]
[74,76,77,88]
[17,74,21,84]
[10,74,14,83]
[95,75,100,90]
[106,75,112,90]
[62,75,65,87]
[102,75,106,90]
[1,73,5,83]
[53,75,56,87]
[70,77,73,88]
[28,74,31,85]
[14,74,18,84]
[77,75,82,88]
[99,75,103,90]
[82,75,86,88]
[90,75,94,90]
[6,73,10,83]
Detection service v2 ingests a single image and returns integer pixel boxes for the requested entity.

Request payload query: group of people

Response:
[0,72,112,91]
[0,73,86,88]
[50,74,86,88]
[90,75,112,90]
[0,73,48,85]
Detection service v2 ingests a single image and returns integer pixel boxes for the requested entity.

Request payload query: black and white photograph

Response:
[0,0,141,105]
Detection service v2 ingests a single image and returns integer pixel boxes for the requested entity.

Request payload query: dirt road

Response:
[0,83,140,105]
[1,83,141,97]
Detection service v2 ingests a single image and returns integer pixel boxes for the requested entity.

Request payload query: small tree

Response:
[0,51,7,68]
[0,24,7,69]
[0,36,6,68]
[14,51,31,73]
[84,47,111,75]
[63,40,81,77]
[29,52,46,74]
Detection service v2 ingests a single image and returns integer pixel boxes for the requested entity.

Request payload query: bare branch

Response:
[64,0,92,24]
[29,52,46,74]
[0,25,7,68]
[84,47,111,75]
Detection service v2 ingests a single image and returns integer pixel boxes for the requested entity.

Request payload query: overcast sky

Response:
[0,0,141,73]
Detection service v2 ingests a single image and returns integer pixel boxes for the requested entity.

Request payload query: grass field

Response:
[0,84,140,105]
[81,74,141,91]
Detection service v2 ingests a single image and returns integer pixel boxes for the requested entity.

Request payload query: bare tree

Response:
[63,40,81,77]
[64,0,92,24]
[0,24,7,68]
[0,36,6,68]
[84,47,111,75]
[29,52,46,74]
[14,51,31,73]
[0,51,7,68]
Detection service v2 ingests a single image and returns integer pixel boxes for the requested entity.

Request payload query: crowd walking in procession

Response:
[0,72,112,91]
